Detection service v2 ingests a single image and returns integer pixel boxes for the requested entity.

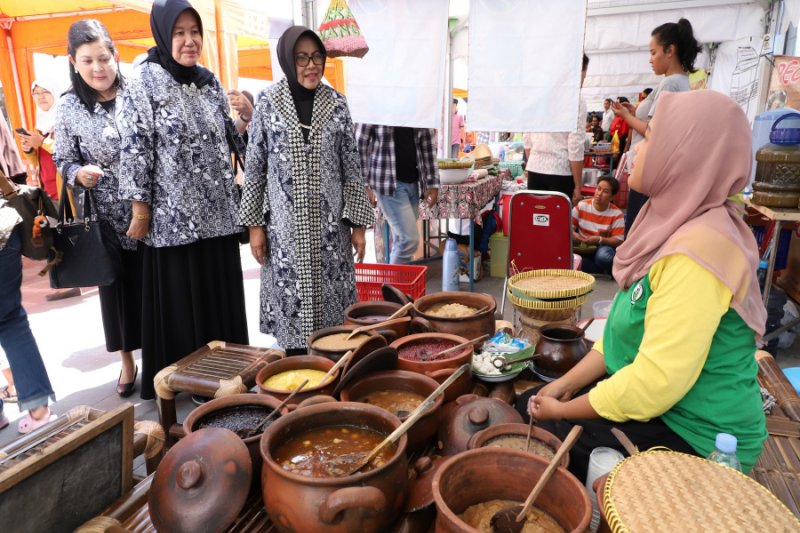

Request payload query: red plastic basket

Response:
[354,263,427,302]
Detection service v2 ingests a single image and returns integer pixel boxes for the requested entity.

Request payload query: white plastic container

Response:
[439,168,470,185]
[592,300,613,318]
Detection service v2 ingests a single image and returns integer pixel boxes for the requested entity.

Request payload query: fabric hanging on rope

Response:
[345,0,448,128]
[468,0,588,133]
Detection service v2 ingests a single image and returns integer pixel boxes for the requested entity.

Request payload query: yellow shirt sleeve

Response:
[588,254,733,422]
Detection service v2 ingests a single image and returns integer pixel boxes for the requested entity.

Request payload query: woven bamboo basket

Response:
[507,290,588,310]
[508,269,595,300]
[602,450,800,532]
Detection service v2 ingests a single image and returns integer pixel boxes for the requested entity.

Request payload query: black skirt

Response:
[139,234,249,400]
[98,247,143,353]
[527,171,575,200]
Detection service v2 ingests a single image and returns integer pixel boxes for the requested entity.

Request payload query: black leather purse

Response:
[49,180,122,289]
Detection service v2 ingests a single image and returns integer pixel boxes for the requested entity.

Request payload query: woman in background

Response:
[612,18,700,234]
[119,0,247,399]
[55,19,141,397]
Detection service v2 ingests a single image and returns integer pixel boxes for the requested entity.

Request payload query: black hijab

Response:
[146,0,214,88]
[277,26,326,140]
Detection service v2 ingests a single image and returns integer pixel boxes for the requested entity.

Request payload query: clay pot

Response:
[412,292,496,346]
[344,301,412,340]
[391,333,474,402]
[432,448,591,533]
[260,402,408,533]
[466,422,568,468]
[308,325,389,360]
[594,474,612,533]
[534,324,589,380]
[183,393,289,486]
[339,370,443,451]
[256,355,338,406]
[437,395,523,456]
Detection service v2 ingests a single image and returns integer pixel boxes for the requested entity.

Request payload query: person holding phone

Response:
[17,79,61,201]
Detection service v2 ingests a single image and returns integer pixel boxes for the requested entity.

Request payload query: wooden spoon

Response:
[246,379,309,438]
[340,363,470,477]
[491,352,545,370]
[611,427,639,456]
[489,425,583,533]
[428,333,490,361]
[319,350,353,386]
[577,317,595,336]
[345,316,412,340]
[387,302,414,320]
[525,415,535,452]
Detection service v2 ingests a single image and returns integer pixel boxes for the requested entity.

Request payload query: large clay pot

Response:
[594,475,612,533]
[412,292,496,346]
[308,325,389,360]
[183,393,289,486]
[260,402,408,533]
[534,324,589,380]
[256,355,338,406]
[344,301,413,340]
[391,333,473,402]
[437,395,523,456]
[466,422,568,468]
[432,448,591,533]
[339,370,442,451]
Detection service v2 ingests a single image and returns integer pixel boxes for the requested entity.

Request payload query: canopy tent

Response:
[0,0,346,134]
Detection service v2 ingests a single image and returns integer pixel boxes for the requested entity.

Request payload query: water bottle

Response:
[758,259,769,289]
[707,433,742,472]
[442,238,460,291]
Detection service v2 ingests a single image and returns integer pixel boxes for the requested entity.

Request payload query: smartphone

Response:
[15,127,30,136]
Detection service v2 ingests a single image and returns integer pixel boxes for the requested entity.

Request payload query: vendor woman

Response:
[526,90,768,481]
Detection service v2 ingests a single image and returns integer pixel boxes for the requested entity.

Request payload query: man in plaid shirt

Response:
[355,124,439,264]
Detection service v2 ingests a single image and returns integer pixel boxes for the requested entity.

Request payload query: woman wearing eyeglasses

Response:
[118,0,248,399]
[238,26,373,354]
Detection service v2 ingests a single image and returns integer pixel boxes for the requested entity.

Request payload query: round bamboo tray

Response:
[602,450,800,533]
[508,269,595,300]
[507,290,588,310]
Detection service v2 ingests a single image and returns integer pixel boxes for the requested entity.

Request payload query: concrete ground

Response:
[2,228,797,450]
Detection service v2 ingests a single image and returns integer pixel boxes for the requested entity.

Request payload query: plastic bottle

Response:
[707,433,742,472]
[442,238,460,291]
[611,131,620,154]
[758,259,769,288]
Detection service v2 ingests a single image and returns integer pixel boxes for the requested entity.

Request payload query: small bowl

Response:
[439,168,470,185]
[471,346,533,383]
[256,355,338,406]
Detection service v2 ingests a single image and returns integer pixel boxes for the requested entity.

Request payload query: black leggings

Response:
[527,171,575,200]
[515,386,698,483]
[625,190,649,236]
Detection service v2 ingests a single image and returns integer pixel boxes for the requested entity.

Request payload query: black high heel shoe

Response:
[117,365,138,398]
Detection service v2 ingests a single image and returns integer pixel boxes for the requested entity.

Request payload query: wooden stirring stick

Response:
[430,333,490,360]
[319,350,353,385]
[611,427,639,456]
[345,316,412,340]
[490,425,583,533]
[387,302,414,320]
[247,379,309,438]
[342,364,470,477]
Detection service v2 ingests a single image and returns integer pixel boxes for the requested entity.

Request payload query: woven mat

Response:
[603,451,800,532]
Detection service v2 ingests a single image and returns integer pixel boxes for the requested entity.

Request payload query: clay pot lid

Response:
[438,395,524,456]
[149,428,252,533]
[382,284,414,305]
[349,334,389,368]
[405,455,448,512]
[333,346,398,397]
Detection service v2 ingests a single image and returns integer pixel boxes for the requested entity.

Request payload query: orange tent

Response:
[0,1,344,134]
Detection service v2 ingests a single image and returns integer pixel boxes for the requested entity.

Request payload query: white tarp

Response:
[345,0,449,128]
[467,0,588,133]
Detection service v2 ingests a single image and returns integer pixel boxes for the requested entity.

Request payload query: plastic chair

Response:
[500,190,574,314]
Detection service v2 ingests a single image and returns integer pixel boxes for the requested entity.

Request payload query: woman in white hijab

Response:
[18,78,62,200]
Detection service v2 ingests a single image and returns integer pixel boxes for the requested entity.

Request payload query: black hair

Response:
[652,18,702,73]
[598,176,620,196]
[604,98,612,104]
[642,88,653,96]
[582,53,589,71]
[67,19,122,112]
[452,98,458,105]
[617,96,629,103]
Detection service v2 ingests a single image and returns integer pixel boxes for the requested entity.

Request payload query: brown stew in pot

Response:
[274,426,396,477]
[358,390,425,418]
[459,499,565,532]
[196,405,276,438]
[398,340,459,362]
[483,435,555,459]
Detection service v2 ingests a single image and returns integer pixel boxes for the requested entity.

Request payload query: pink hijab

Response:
[613,90,767,337]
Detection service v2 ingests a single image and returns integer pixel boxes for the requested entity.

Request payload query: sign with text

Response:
[767,56,800,110]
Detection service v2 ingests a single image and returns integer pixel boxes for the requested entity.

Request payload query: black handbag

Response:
[0,168,57,261]
[49,180,122,289]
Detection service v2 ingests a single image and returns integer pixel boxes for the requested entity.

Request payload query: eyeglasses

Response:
[295,52,325,67]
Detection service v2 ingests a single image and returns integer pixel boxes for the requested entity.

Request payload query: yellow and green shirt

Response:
[589,254,767,472]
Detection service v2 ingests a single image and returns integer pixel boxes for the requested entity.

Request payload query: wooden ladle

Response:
[489,425,583,533]
[345,316,412,340]
[246,379,309,438]
[339,363,470,477]
[427,333,490,361]
[318,350,353,385]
